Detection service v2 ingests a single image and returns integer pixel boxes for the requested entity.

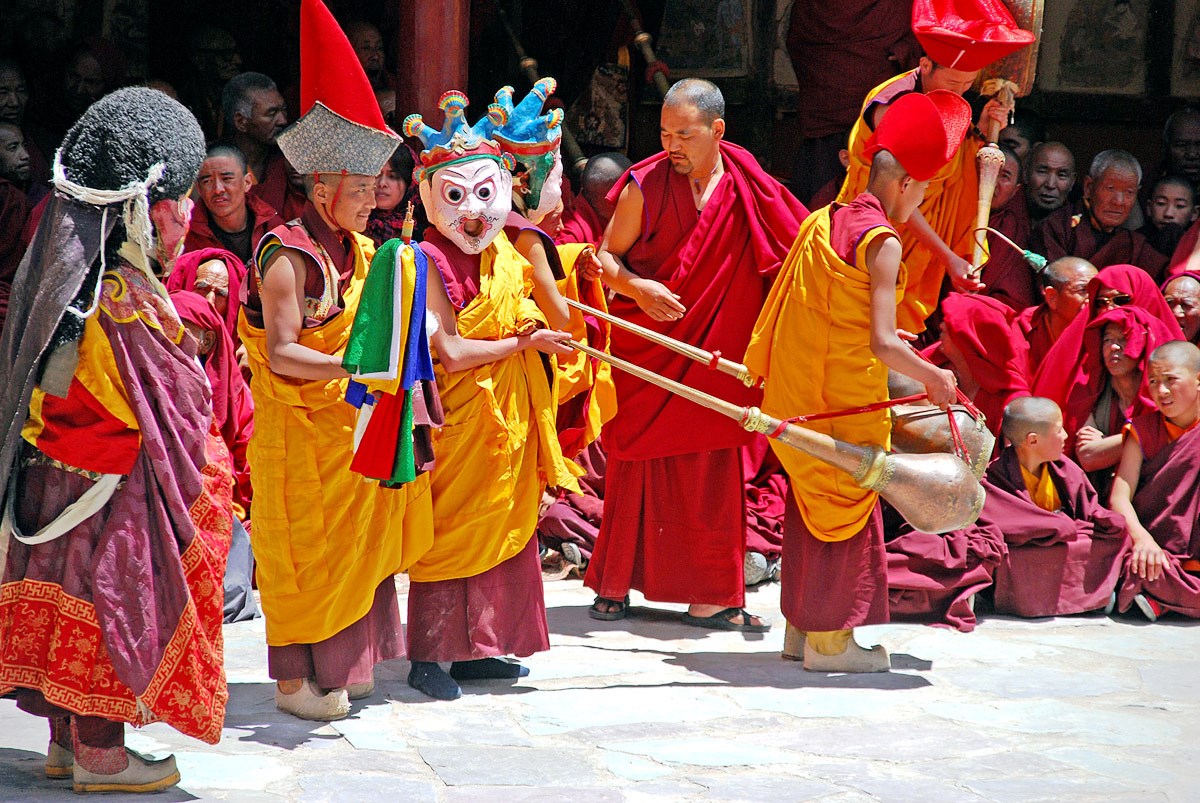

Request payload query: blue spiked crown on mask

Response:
[484,78,564,211]
[403,91,514,183]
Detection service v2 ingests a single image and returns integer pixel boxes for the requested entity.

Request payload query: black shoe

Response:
[407,661,462,700]
[449,657,530,680]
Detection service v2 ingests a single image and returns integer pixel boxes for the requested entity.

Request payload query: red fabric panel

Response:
[34,379,140,475]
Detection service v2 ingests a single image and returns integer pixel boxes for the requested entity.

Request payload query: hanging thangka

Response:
[566,58,630,151]
[656,0,753,78]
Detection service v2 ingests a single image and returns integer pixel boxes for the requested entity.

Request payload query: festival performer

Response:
[493,78,617,457]
[584,78,807,629]
[239,0,432,721]
[835,0,1034,333]
[401,90,581,701]
[0,87,227,793]
[1111,341,1200,620]
[746,90,969,671]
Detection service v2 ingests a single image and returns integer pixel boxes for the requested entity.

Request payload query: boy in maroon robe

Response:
[584,78,807,629]
[1111,341,1200,620]
[991,397,1129,617]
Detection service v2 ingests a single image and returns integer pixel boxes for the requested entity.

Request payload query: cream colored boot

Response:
[803,629,890,673]
[45,740,73,779]
[781,623,806,661]
[73,749,179,794]
[342,680,375,700]
[275,679,350,721]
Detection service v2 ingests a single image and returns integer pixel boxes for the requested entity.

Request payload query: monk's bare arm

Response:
[515,230,571,330]
[426,263,571,374]
[261,250,348,380]
[597,183,686,322]
[1109,435,1164,582]
[867,236,957,408]
[904,208,984,294]
[1075,414,1125,472]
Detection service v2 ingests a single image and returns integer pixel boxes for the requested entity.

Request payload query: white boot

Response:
[275,679,350,721]
[45,740,73,779]
[803,633,890,673]
[781,623,805,661]
[342,680,375,700]
[73,749,179,794]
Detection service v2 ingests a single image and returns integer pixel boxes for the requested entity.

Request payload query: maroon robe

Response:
[980,191,1037,311]
[537,440,607,562]
[556,196,606,246]
[987,448,1129,617]
[248,150,307,223]
[1031,201,1168,282]
[1116,413,1200,617]
[584,143,807,608]
[1016,303,1064,374]
[0,178,31,332]
[407,229,551,661]
[742,437,785,560]
[184,193,283,265]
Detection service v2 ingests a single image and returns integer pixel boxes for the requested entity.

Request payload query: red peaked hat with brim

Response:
[864,89,973,181]
[912,0,1036,73]
[277,0,399,176]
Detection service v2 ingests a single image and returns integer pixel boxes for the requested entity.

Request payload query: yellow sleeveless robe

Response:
[239,232,434,646]
[745,206,902,542]
[837,71,984,333]
[409,233,581,583]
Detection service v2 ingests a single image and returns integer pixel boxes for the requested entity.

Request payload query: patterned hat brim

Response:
[278,102,400,176]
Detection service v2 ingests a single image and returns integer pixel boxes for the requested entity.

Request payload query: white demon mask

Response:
[420,157,512,254]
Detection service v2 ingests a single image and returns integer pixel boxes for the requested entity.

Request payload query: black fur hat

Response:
[57,87,205,203]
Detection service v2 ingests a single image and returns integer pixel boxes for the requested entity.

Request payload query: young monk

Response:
[990,397,1129,617]
[745,90,968,672]
[1111,341,1200,620]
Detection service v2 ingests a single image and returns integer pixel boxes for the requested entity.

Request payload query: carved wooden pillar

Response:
[395,0,470,123]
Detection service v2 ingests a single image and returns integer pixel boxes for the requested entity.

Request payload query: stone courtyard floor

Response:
[1,576,1197,802]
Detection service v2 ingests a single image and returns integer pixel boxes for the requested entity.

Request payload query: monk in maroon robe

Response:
[586,79,807,627]
[989,397,1129,617]
[556,152,631,246]
[167,247,247,350]
[979,146,1037,311]
[1031,151,1167,281]
[1017,257,1096,371]
[1111,341,1200,620]
[537,439,607,568]
[0,176,31,332]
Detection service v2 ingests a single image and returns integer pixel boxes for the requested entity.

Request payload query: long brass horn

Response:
[572,340,985,534]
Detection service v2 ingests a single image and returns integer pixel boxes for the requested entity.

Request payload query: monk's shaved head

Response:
[1149,340,1200,373]
[1002,396,1062,443]
[663,78,724,124]
[1041,256,1097,289]
[580,151,632,211]
[867,149,908,183]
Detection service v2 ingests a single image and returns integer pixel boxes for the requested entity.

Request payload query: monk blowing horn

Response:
[570,339,986,534]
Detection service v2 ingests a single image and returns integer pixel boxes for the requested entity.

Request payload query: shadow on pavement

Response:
[0,748,198,802]
[664,651,934,690]
[548,604,769,643]
[223,682,348,750]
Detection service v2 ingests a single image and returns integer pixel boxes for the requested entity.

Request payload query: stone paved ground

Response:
[2,576,1198,802]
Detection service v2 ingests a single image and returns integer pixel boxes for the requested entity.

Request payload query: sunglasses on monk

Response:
[1096,294,1133,309]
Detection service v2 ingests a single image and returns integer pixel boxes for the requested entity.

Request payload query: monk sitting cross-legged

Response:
[746,90,969,672]
[1110,341,1200,620]
[990,397,1130,618]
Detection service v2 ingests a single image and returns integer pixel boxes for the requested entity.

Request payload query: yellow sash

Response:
[411,232,581,583]
[238,232,433,646]
[837,71,985,333]
[746,207,899,541]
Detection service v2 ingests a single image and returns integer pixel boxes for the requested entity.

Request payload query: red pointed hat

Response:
[912,0,1036,72]
[277,0,399,176]
[864,90,972,181]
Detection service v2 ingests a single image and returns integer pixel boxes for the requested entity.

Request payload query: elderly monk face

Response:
[183,318,216,358]
[194,259,231,319]
[0,65,28,126]
[1148,180,1197,227]
[660,102,724,178]
[0,124,30,183]
[197,154,251,227]
[64,51,105,116]
[992,154,1022,210]
[1027,145,1076,214]
[1165,275,1200,341]
[348,23,386,74]
[1148,355,1200,423]
[314,173,377,234]
[1101,323,1138,379]
[237,87,288,145]
[1085,168,1139,231]
[1167,113,1200,185]
[919,58,979,96]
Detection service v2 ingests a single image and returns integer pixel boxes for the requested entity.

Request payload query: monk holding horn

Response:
[746,90,971,672]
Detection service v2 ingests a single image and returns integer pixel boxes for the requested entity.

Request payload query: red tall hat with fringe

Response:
[865,90,972,181]
[277,0,399,176]
[912,0,1035,72]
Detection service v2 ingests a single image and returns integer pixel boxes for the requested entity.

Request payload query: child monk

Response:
[1110,341,1200,620]
[990,397,1129,617]
[745,90,967,672]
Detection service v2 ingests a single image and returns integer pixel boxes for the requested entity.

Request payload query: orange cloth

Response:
[239,231,434,647]
[410,233,581,583]
[837,71,984,333]
[745,205,901,542]
[1020,463,1062,513]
